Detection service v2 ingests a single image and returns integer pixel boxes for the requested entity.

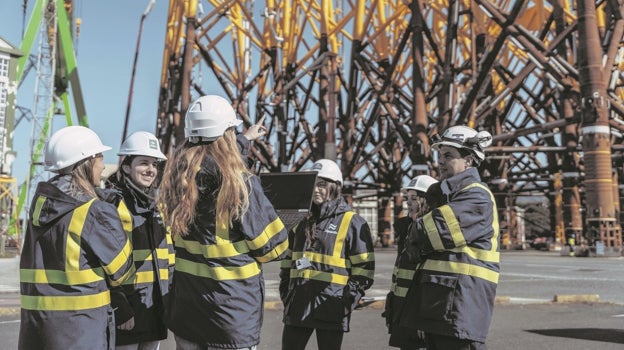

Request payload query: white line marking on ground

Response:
[0,320,19,324]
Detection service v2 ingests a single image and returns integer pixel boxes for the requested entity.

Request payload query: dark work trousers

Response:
[281,324,345,350]
[424,333,486,350]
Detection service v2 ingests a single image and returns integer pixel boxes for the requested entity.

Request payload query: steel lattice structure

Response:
[155,0,624,251]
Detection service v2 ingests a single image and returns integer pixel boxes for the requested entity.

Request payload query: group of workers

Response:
[385,126,500,350]
[17,93,500,350]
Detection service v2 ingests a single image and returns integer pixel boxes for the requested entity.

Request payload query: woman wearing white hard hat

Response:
[19,126,134,349]
[158,95,288,350]
[279,159,375,350]
[384,175,438,350]
[106,131,174,350]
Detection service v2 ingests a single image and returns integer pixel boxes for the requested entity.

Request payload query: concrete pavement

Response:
[0,254,20,316]
[0,248,608,316]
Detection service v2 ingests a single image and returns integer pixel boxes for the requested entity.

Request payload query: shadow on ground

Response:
[526,328,624,344]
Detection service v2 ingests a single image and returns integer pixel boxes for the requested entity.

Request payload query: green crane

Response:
[11,0,88,240]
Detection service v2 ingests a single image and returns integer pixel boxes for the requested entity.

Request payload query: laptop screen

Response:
[259,172,318,210]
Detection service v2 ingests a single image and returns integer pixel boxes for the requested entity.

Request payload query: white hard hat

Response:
[118,131,167,160]
[403,175,438,193]
[45,126,111,173]
[431,125,492,162]
[310,159,343,186]
[184,95,242,142]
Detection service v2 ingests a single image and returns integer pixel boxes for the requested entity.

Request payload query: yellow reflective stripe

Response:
[289,269,349,285]
[110,264,136,287]
[332,212,354,257]
[422,259,499,284]
[116,200,133,235]
[131,248,169,261]
[104,238,132,275]
[176,237,250,258]
[256,237,289,263]
[215,196,229,244]
[215,217,229,243]
[351,267,374,279]
[175,258,261,280]
[166,232,175,264]
[449,246,500,263]
[32,196,46,227]
[66,199,95,272]
[155,248,169,259]
[468,183,500,253]
[392,285,409,298]
[349,251,375,264]
[247,217,285,250]
[423,211,444,250]
[438,205,466,247]
[63,199,109,284]
[396,267,415,280]
[122,268,169,285]
[21,290,111,311]
[133,249,152,261]
[20,268,105,285]
[451,183,500,263]
[123,271,154,285]
[292,251,347,268]
[280,259,292,268]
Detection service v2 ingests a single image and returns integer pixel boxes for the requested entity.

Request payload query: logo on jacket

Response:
[324,223,338,235]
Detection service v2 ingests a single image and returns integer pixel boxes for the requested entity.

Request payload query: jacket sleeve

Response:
[278,229,296,302]
[156,207,176,284]
[240,175,289,263]
[86,200,135,287]
[411,185,496,254]
[236,133,251,160]
[344,214,375,310]
[393,217,411,255]
[166,227,175,283]
[110,286,134,324]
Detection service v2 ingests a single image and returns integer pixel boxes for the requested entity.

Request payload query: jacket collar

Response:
[440,167,481,195]
[313,197,350,220]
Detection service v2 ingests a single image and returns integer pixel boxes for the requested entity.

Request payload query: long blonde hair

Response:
[69,157,98,198]
[158,129,251,237]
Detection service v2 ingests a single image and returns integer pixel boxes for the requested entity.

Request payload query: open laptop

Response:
[259,172,318,231]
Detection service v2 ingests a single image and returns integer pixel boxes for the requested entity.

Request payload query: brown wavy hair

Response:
[158,129,251,237]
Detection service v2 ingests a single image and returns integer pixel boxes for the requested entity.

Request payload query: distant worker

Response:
[401,126,499,350]
[564,230,576,257]
[19,126,134,349]
[158,95,288,349]
[384,175,438,350]
[279,159,376,350]
[106,131,174,350]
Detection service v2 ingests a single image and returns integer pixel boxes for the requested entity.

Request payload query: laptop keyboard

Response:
[277,210,308,231]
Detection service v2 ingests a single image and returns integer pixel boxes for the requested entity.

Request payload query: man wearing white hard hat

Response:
[106,131,174,350]
[401,126,500,350]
